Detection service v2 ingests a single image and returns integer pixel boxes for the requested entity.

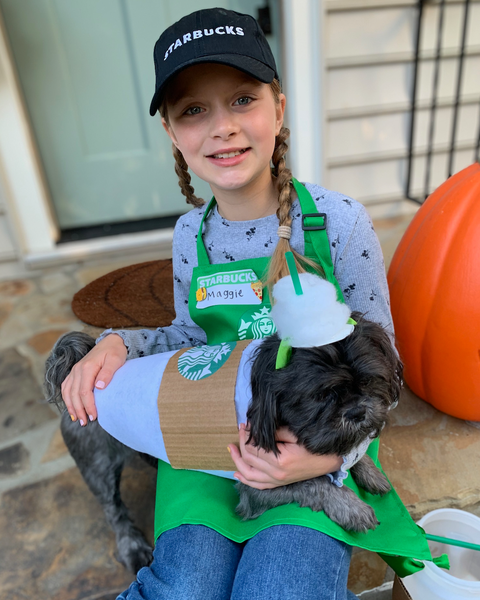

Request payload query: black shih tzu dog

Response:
[44,332,156,573]
[45,312,402,570]
[236,311,402,532]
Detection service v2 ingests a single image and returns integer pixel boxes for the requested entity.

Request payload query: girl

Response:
[62,8,395,600]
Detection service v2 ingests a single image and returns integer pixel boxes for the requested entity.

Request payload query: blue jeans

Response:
[117,525,359,600]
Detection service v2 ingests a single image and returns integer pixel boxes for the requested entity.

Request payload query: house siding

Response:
[324,0,480,216]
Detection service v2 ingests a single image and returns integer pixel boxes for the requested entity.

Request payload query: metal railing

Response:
[406,0,480,203]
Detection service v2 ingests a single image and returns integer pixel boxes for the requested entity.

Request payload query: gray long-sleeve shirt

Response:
[99,182,393,355]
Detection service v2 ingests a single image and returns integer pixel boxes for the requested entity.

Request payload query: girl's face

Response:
[162,64,285,200]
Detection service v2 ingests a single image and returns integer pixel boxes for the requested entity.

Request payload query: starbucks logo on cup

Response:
[178,342,236,381]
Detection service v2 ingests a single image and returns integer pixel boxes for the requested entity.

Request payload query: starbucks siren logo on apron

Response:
[238,306,276,340]
[178,342,236,380]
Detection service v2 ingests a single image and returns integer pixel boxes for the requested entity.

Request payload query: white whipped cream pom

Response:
[270,273,354,348]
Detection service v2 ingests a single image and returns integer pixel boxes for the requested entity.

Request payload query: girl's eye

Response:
[184,106,204,115]
[235,96,252,106]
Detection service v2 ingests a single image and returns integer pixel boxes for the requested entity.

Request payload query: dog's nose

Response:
[344,406,366,423]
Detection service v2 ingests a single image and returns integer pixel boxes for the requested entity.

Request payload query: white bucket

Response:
[403,508,480,599]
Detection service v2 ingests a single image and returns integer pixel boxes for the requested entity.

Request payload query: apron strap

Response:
[292,179,344,302]
[195,182,344,302]
[196,198,217,267]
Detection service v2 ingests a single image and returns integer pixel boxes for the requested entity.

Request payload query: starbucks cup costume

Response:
[95,179,445,578]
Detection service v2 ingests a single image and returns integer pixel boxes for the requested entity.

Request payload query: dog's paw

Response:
[350,456,391,496]
[235,483,271,521]
[345,502,380,533]
[367,471,391,496]
[328,500,379,533]
[322,486,380,532]
[116,531,153,573]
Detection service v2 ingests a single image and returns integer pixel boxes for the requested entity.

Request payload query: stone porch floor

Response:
[1,215,479,600]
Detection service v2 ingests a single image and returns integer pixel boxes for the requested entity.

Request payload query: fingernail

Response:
[233,475,240,480]
[89,415,95,422]
[70,414,76,422]
[227,446,231,453]
[80,419,85,426]
[95,381,105,389]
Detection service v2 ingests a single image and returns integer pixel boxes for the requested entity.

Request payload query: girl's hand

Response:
[228,424,343,490]
[60,334,127,426]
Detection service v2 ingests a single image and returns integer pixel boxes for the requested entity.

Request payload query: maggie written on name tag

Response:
[195,269,263,309]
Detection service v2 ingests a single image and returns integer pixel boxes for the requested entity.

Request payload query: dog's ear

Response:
[346,312,403,408]
[247,335,281,455]
[246,384,279,455]
[44,331,96,410]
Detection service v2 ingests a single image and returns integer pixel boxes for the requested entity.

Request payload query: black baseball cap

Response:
[149,8,278,116]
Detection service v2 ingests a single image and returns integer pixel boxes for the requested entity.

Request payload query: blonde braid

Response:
[172,145,204,208]
[265,124,324,291]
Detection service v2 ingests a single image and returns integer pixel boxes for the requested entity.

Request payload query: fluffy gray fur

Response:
[44,331,155,573]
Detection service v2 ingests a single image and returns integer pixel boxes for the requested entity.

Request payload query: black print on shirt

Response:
[221,217,230,227]
[342,198,353,207]
[181,223,190,229]
[361,250,370,260]
[181,254,189,264]
[370,289,377,301]
[207,241,215,252]
[222,250,235,262]
[343,283,356,300]
[174,273,181,283]
[245,227,256,241]
[332,234,340,249]
[291,211,301,221]
[264,237,274,248]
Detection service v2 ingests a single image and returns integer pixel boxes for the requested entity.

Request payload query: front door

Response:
[0,0,281,232]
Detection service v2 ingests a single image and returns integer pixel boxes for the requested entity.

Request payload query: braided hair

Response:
[159,102,204,208]
[266,81,323,289]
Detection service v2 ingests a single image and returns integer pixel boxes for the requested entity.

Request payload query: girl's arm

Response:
[62,219,206,424]
[333,203,394,338]
[96,215,207,359]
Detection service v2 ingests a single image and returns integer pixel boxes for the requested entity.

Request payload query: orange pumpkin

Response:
[388,163,480,421]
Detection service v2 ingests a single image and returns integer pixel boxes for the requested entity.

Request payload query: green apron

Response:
[154,179,444,578]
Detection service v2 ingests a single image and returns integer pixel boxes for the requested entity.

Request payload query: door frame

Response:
[0,1,326,267]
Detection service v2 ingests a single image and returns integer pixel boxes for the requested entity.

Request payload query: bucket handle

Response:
[426,533,480,552]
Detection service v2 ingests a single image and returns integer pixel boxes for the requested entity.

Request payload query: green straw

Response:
[426,533,480,552]
[285,251,303,295]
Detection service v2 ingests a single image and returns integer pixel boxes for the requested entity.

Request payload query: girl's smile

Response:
[207,147,251,167]
[162,64,286,219]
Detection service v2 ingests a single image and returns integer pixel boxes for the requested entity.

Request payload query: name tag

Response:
[196,268,262,309]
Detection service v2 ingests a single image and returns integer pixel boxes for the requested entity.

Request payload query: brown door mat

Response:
[72,260,175,328]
